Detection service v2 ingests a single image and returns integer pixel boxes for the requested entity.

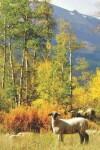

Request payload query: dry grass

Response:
[0,132,100,150]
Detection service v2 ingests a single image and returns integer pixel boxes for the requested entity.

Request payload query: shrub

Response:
[27,107,40,132]
[5,107,29,133]
[2,100,67,133]
[32,100,65,130]
[4,106,40,133]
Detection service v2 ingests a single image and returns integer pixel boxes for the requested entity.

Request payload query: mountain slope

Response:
[52,5,100,71]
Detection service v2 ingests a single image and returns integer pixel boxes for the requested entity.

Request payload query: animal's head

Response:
[48,112,61,120]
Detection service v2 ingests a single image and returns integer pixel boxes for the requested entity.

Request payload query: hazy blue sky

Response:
[51,0,99,16]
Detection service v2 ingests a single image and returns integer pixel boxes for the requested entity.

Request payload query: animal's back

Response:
[58,118,88,134]
[60,117,87,124]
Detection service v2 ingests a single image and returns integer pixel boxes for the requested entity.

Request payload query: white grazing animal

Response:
[49,112,89,144]
[9,134,24,141]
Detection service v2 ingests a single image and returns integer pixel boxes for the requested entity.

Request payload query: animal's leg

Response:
[58,134,63,142]
[84,132,89,144]
[79,133,84,144]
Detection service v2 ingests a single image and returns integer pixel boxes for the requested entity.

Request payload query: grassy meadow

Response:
[0,132,100,150]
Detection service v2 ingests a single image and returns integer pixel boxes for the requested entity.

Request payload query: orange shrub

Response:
[5,107,29,133]
[27,107,40,132]
[3,100,66,133]
[4,106,40,133]
[32,100,65,130]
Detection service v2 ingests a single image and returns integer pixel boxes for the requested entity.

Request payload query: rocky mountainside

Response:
[52,5,100,71]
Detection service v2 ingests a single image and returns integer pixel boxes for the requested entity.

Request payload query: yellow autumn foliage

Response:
[89,69,100,99]
[73,69,100,110]
[73,87,93,108]
[88,69,100,110]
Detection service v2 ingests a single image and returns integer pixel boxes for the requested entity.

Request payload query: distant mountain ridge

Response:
[52,5,100,71]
